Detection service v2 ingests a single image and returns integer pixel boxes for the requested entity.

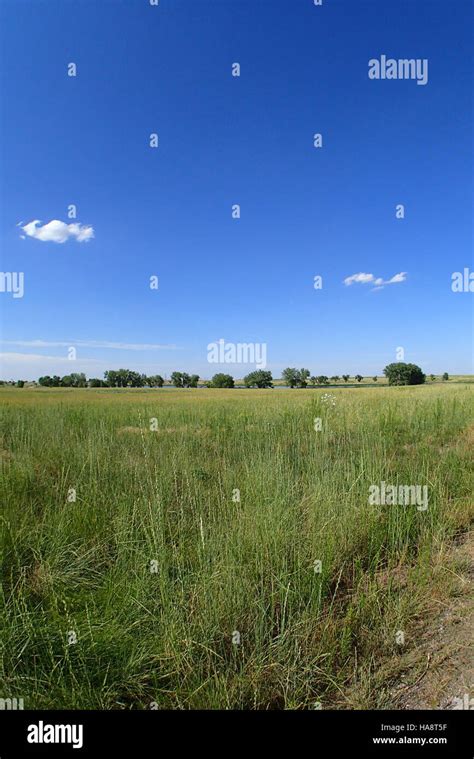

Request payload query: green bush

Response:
[383,363,425,386]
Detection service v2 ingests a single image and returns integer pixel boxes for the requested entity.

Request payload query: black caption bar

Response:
[0,710,472,758]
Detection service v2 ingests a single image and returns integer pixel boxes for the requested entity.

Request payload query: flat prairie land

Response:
[0,384,473,709]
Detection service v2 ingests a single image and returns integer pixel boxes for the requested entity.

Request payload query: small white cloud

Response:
[343,272,375,286]
[20,219,94,243]
[370,272,407,290]
[344,271,407,290]
[386,272,407,284]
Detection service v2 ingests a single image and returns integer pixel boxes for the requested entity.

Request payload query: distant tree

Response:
[330,376,340,383]
[189,374,200,388]
[316,375,330,386]
[442,372,449,382]
[211,373,235,388]
[282,368,299,388]
[171,371,195,388]
[127,371,144,388]
[38,376,52,387]
[89,378,104,387]
[282,368,310,388]
[17,380,24,388]
[342,375,350,383]
[310,376,317,387]
[147,374,164,388]
[243,370,273,388]
[117,369,129,387]
[430,374,436,382]
[372,376,378,382]
[103,369,144,388]
[355,374,363,383]
[171,371,183,388]
[104,370,117,387]
[51,376,61,387]
[104,369,131,387]
[298,368,310,388]
[383,363,426,386]
[61,372,87,388]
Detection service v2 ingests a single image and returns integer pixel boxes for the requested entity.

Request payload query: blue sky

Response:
[1,0,472,380]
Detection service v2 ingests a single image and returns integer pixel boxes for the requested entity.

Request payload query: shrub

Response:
[383,363,426,386]
[211,373,235,388]
[243,370,273,388]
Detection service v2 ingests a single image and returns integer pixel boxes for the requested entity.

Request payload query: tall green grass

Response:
[0,384,472,708]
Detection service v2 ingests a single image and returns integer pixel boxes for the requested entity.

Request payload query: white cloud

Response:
[343,271,407,290]
[19,219,94,243]
[0,352,102,365]
[1,339,179,351]
[386,272,407,284]
[344,272,375,286]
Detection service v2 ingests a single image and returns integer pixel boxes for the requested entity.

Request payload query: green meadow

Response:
[1,383,473,709]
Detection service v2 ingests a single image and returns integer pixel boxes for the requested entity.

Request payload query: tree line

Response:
[37,370,164,388]
[281,364,443,387]
[26,363,448,389]
[35,369,273,388]
[281,369,366,387]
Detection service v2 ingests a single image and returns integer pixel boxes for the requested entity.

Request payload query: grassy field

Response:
[1,383,473,709]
